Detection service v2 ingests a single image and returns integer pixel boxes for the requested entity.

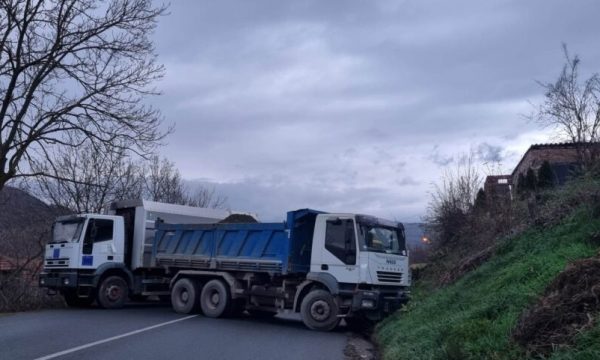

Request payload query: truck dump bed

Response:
[152,209,323,275]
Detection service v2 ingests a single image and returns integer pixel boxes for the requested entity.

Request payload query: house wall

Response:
[484,175,512,200]
[511,146,579,185]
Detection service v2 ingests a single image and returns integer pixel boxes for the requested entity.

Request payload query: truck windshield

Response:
[51,220,84,243]
[359,225,406,255]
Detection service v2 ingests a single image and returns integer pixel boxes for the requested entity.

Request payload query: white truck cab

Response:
[311,213,409,286]
[45,214,125,271]
[306,213,410,322]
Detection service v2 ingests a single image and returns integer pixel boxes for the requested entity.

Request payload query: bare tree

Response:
[142,156,228,209]
[185,185,228,209]
[32,141,143,212]
[142,155,186,204]
[535,45,600,166]
[32,151,228,212]
[425,153,481,247]
[0,0,168,191]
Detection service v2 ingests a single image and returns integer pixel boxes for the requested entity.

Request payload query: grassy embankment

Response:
[377,209,600,360]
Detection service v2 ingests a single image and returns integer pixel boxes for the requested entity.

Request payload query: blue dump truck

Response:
[40,200,410,331]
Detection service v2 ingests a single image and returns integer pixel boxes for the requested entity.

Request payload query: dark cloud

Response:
[186,178,425,222]
[476,143,504,163]
[151,1,600,221]
[428,146,454,167]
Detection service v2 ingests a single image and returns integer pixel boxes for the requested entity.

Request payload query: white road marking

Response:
[34,315,198,360]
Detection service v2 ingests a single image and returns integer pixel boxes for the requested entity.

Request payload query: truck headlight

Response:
[63,278,70,285]
[361,299,375,308]
[40,278,45,285]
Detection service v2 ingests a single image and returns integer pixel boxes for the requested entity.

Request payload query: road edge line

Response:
[34,315,198,360]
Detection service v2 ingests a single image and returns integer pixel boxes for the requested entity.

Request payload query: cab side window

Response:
[84,219,114,244]
[94,219,114,242]
[325,219,357,265]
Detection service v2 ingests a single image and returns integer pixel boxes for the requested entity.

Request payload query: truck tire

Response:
[300,289,340,331]
[63,290,94,308]
[97,275,128,309]
[171,278,200,314]
[200,279,230,318]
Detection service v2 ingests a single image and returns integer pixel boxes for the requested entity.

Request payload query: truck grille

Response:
[377,271,402,283]
[45,258,70,268]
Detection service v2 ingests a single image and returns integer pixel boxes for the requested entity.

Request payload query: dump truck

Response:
[40,200,410,331]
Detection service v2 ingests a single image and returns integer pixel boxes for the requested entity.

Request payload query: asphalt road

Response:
[0,304,349,360]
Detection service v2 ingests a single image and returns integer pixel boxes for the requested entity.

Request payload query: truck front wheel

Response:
[97,275,129,309]
[300,289,340,331]
[200,279,230,318]
[171,278,200,314]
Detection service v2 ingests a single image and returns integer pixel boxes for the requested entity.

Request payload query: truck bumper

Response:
[39,271,79,289]
[351,288,409,315]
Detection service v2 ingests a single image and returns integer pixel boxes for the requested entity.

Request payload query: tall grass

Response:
[377,209,600,360]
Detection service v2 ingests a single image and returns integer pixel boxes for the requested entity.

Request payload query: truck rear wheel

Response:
[300,289,340,331]
[97,276,128,309]
[171,278,200,314]
[200,279,230,318]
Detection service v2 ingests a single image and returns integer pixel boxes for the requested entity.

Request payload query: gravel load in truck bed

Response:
[218,214,258,223]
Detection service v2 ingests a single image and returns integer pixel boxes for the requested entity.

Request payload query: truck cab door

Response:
[80,218,116,268]
[311,215,359,284]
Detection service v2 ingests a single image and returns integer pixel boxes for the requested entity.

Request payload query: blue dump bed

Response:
[152,209,324,275]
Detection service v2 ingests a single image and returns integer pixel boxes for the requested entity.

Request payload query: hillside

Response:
[376,208,600,359]
[0,186,68,311]
[0,186,62,229]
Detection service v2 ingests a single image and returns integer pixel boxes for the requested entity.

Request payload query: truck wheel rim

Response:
[180,290,189,303]
[107,285,122,301]
[209,291,220,307]
[310,300,330,321]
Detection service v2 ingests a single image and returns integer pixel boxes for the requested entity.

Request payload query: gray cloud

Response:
[150,1,600,221]
[186,178,425,222]
[476,143,504,163]
[428,145,454,167]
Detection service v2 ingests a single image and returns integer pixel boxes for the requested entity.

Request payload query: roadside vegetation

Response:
[377,48,600,359]
[378,193,600,359]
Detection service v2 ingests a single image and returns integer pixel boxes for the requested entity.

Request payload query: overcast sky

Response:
[149,0,600,222]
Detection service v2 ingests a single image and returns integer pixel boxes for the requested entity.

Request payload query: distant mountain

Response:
[0,186,70,245]
[0,186,60,229]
